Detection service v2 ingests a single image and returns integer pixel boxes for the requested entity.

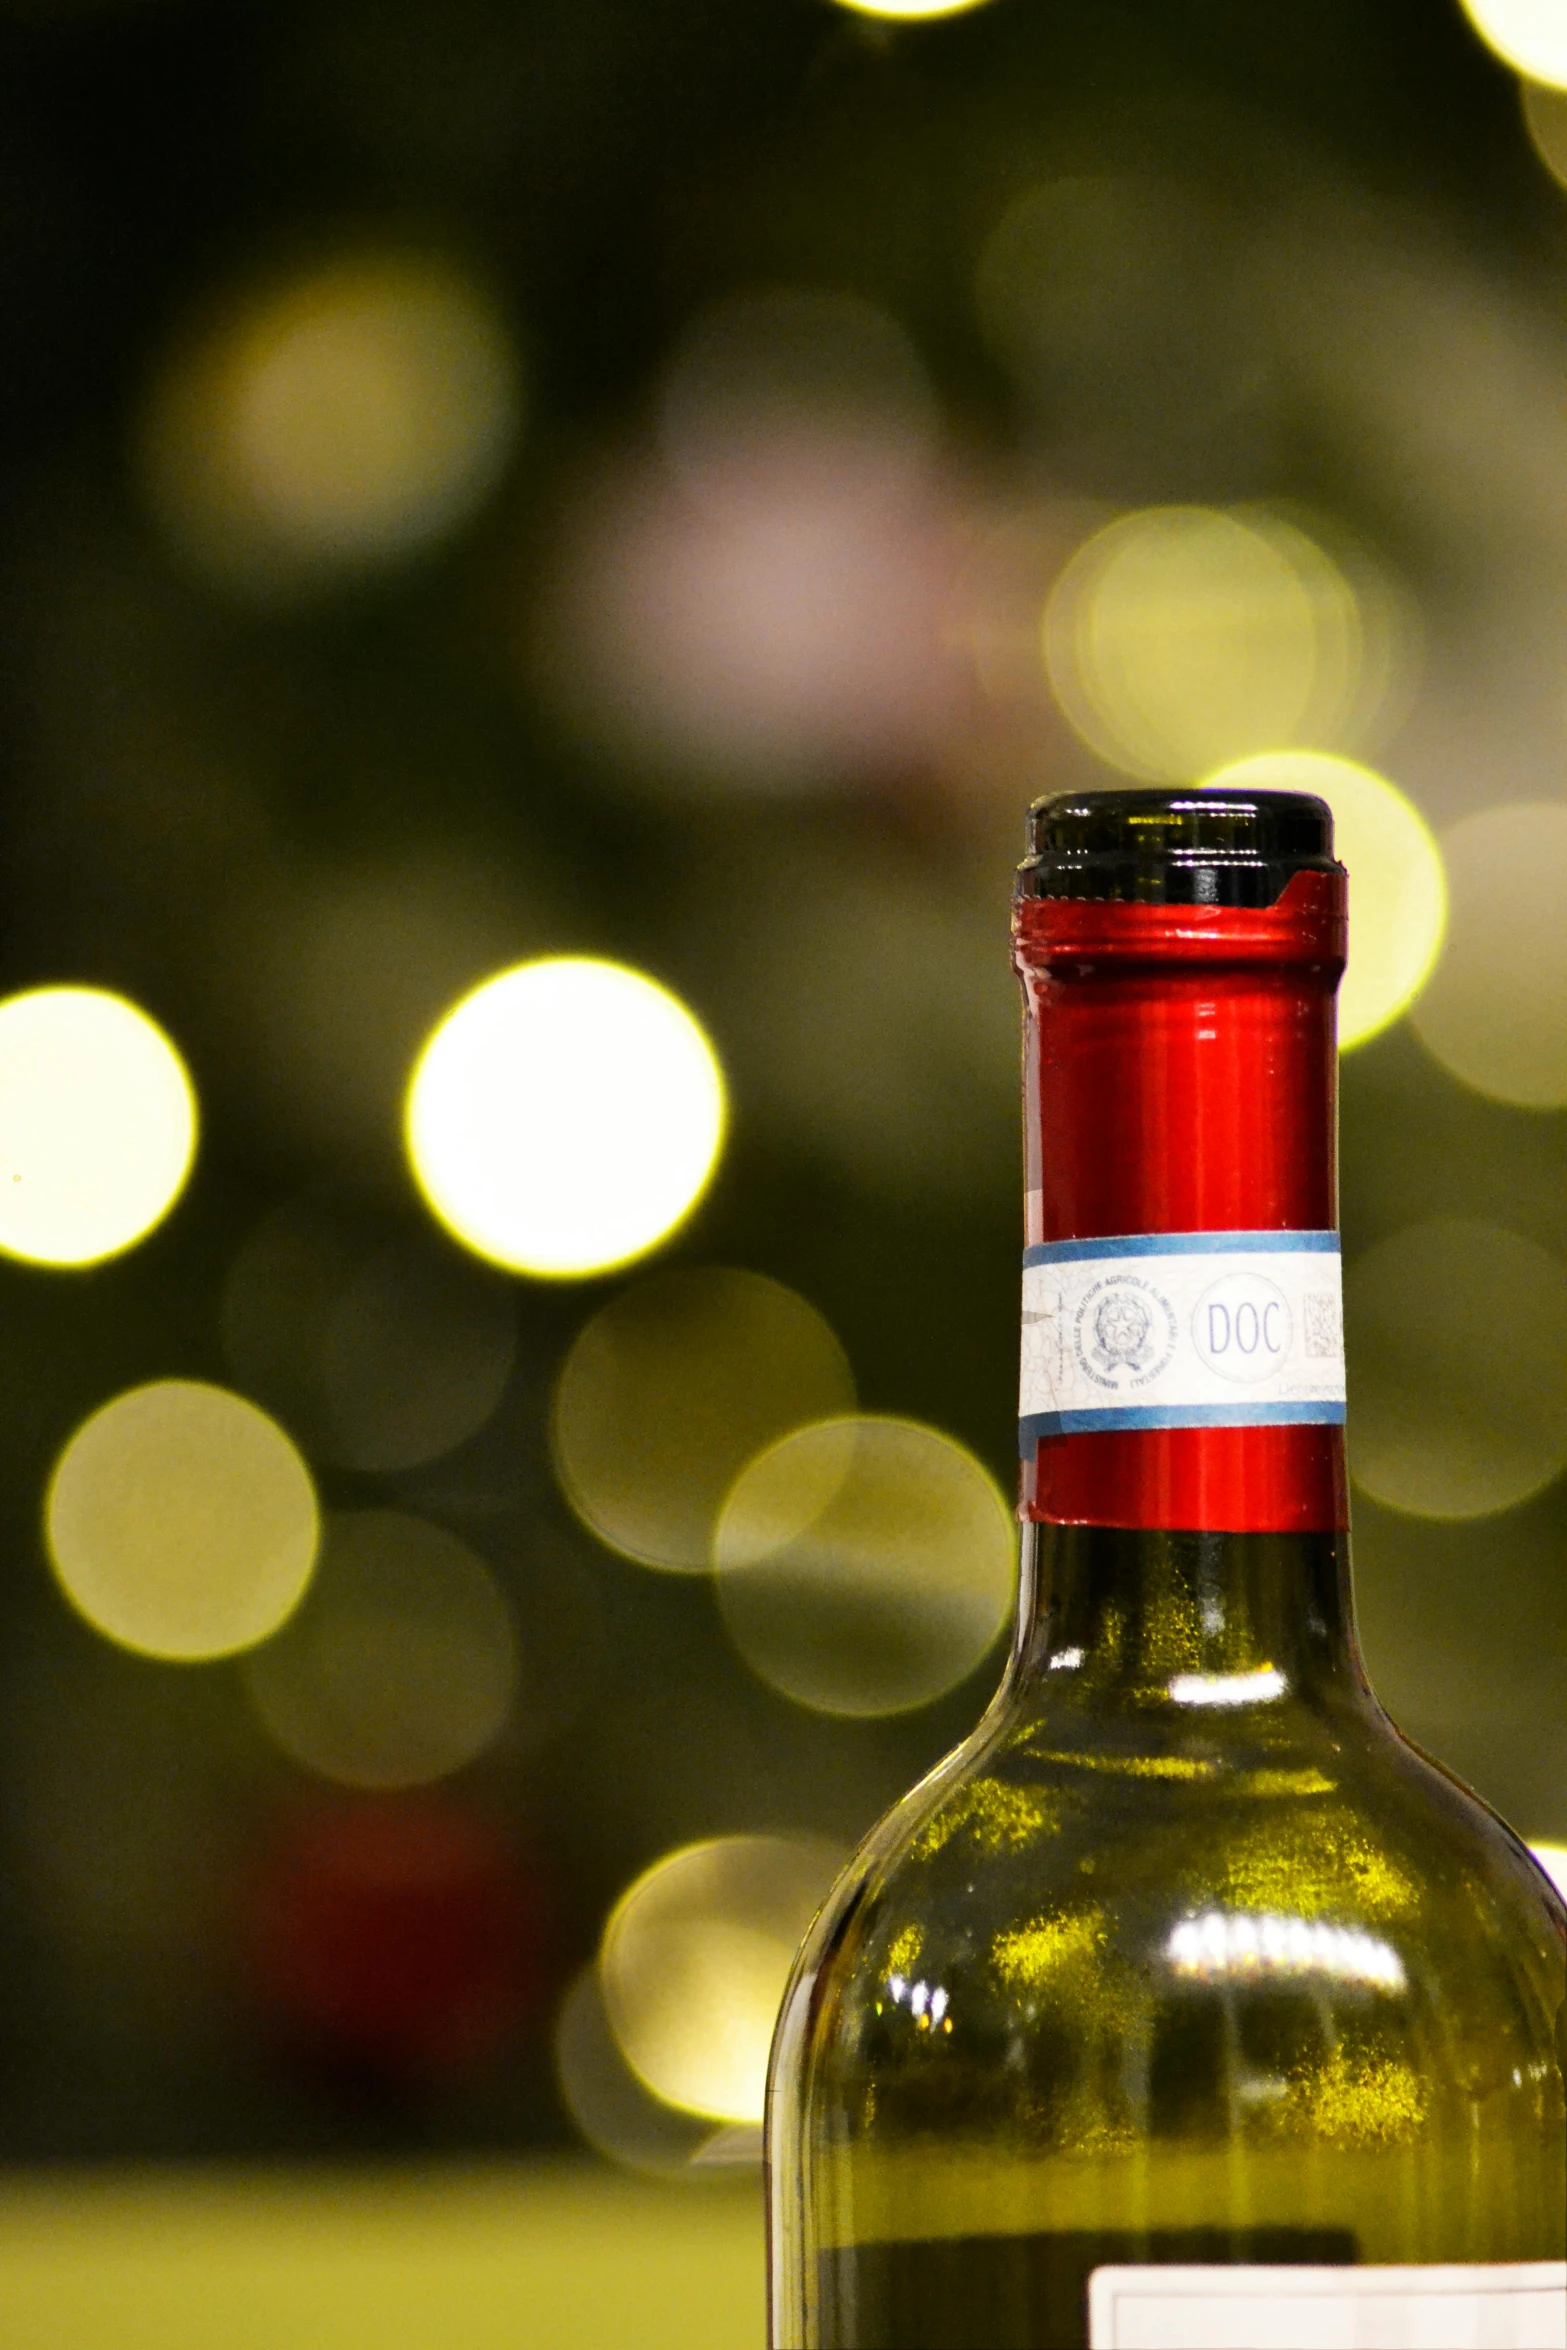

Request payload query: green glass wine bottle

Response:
[766,790,1567,2350]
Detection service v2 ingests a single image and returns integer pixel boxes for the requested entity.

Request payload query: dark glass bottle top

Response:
[1017,787,1342,908]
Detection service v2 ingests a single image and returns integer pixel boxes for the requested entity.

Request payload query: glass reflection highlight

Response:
[1529,1844,1567,1899]
[1167,1667,1287,1708]
[1167,1911,1406,1991]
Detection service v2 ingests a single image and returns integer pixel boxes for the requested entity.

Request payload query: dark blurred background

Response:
[0,0,1565,2335]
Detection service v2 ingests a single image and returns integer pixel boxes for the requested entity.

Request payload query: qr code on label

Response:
[1303,1291,1342,1358]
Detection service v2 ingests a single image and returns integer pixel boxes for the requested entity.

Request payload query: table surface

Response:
[0,2161,766,2350]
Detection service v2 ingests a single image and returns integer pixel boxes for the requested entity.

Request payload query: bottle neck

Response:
[1010,1520,1369,1714]
[1013,870,1349,1536]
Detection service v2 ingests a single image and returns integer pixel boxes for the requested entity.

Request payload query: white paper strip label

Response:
[1088,2261,1567,2349]
[1019,1230,1345,1448]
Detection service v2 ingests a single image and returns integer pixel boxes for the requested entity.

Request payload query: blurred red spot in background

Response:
[249,1796,549,2085]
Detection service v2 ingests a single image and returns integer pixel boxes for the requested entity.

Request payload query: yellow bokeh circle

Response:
[1045,507,1330,783]
[599,1836,842,2125]
[551,1267,855,1572]
[1346,1219,1567,1521]
[0,986,196,1266]
[1201,751,1445,1050]
[828,0,993,17]
[554,1966,721,2177]
[405,958,727,1280]
[143,253,522,595]
[46,1380,320,1660]
[713,1414,1016,1717]
[1521,79,1567,190]
[242,1509,517,1787]
[1410,803,1567,1108]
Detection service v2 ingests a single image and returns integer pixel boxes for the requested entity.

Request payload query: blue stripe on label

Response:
[1019,1400,1347,1451]
[1022,1230,1340,1268]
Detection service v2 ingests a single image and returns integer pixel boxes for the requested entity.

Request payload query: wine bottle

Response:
[766,789,1567,2350]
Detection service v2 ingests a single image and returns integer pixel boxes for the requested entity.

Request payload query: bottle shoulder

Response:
[790,1683,1566,2072]
[768,1681,1565,2276]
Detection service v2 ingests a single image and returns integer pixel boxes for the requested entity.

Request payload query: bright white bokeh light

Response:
[1530,1843,1567,1898]
[0,986,196,1265]
[1202,751,1446,1050]
[46,1379,319,1660]
[829,0,994,16]
[406,958,726,1279]
[1459,0,1567,90]
[1411,803,1567,1107]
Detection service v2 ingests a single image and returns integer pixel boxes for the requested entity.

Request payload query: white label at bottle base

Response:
[1019,1230,1345,1448]
[1087,2262,1567,2349]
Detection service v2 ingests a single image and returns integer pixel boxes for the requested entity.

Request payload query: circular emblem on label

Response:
[1192,1270,1294,1384]
[1075,1275,1178,1390]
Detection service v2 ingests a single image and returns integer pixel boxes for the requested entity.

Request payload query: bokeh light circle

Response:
[1346,1219,1567,1520]
[243,1510,517,1788]
[222,1198,517,1472]
[143,254,521,595]
[1458,0,1567,90]
[828,0,993,17]
[46,1380,319,1659]
[1044,507,1324,782]
[554,1966,720,2177]
[551,1267,855,1572]
[714,1414,1015,1716]
[1409,803,1567,1106]
[658,285,937,513]
[600,1836,841,2125]
[406,958,727,1279]
[1202,751,1446,1050]
[1531,1844,1567,1900]
[1522,80,1567,189]
[0,986,196,1266]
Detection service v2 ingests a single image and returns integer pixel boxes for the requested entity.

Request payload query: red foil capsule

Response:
[1013,866,1348,1534]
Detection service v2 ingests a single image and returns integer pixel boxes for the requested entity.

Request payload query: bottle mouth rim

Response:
[1019,787,1343,909]
[1013,866,1347,972]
